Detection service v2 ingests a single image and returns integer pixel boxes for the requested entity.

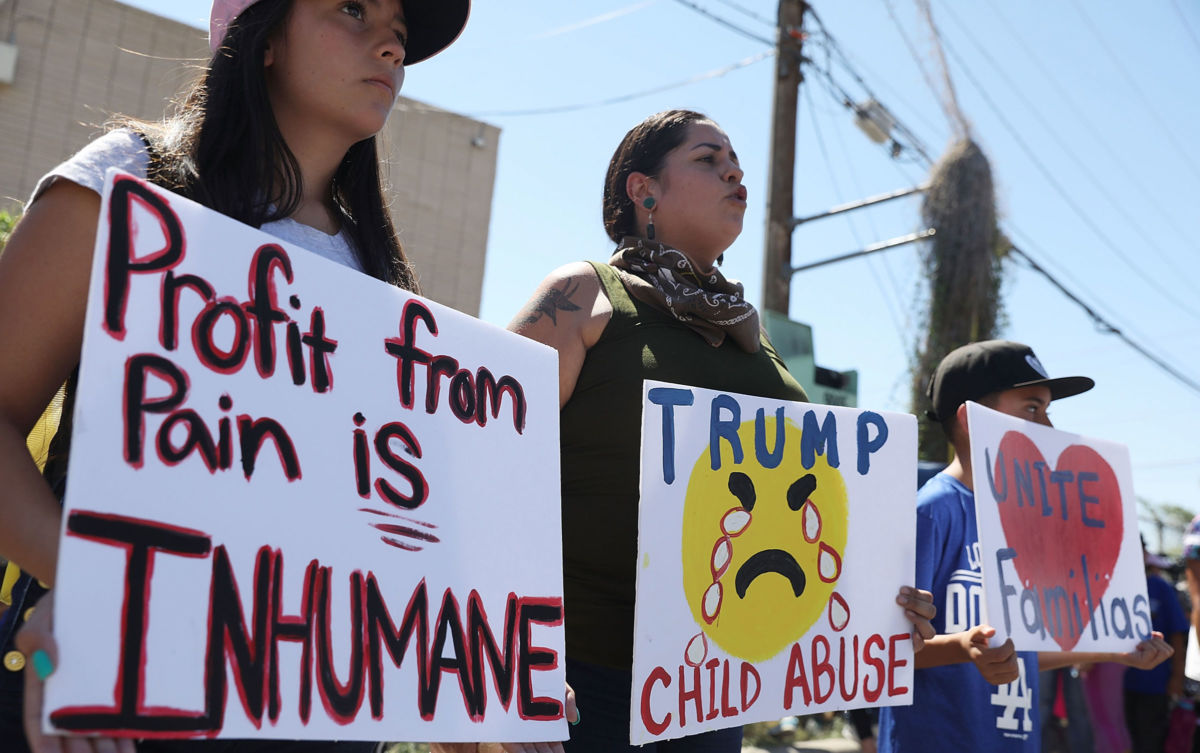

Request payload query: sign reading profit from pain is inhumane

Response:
[46,170,567,743]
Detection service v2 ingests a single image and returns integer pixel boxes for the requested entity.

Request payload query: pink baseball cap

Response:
[209,0,470,64]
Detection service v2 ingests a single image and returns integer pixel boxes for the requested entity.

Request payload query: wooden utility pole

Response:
[762,0,806,314]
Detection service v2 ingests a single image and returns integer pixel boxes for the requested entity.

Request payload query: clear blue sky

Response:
[122,0,1200,538]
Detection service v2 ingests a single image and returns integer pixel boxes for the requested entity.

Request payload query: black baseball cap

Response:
[403,0,471,65]
[925,340,1095,421]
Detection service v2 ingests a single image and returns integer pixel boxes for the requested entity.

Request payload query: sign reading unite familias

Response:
[631,382,917,743]
[45,170,566,742]
[967,401,1149,653]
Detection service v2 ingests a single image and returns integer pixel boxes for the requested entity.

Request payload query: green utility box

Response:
[762,310,859,407]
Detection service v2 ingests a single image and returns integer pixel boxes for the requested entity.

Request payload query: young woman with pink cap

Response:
[0,1,467,751]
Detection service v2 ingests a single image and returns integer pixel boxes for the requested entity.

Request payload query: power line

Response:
[820,91,918,349]
[1067,0,1200,186]
[466,50,772,118]
[816,12,949,144]
[881,0,945,124]
[792,10,1195,400]
[1001,225,1129,326]
[1170,0,1200,58]
[934,29,1200,322]
[803,52,933,166]
[708,0,775,28]
[804,10,935,165]
[802,84,910,349]
[1006,239,1200,398]
[976,0,1200,264]
[530,0,659,40]
[913,0,968,137]
[668,0,775,46]
[1001,222,1167,356]
[825,97,914,320]
[934,0,1200,292]
[817,7,1200,313]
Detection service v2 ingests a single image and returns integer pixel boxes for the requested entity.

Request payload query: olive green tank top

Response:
[561,261,808,668]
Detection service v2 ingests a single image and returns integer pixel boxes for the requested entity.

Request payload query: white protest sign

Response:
[46,170,566,742]
[631,381,917,743]
[967,401,1148,653]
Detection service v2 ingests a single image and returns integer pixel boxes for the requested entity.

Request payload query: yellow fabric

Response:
[0,562,18,606]
[25,385,65,471]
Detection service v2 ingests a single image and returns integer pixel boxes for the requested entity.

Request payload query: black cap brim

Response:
[925,375,1095,422]
[1012,375,1095,402]
[404,0,470,65]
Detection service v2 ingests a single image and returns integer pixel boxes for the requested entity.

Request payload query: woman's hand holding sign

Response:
[17,593,136,753]
[430,685,579,753]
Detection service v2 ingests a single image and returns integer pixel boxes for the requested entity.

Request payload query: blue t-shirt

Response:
[1124,573,1186,694]
[878,473,1040,753]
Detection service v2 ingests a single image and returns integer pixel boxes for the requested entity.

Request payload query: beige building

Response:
[0,0,498,314]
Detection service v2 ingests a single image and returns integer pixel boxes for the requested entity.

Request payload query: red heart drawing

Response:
[986,430,1123,651]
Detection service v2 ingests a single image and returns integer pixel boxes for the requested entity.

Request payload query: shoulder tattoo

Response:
[520,278,582,327]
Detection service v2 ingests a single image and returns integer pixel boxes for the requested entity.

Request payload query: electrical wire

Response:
[1001,222,1165,354]
[803,43,923,164]
[913,0,968,137]
[465,50,772,118]
[804,62,932,167]
[1005,239,1200,398]
[708,0,775,28]
[826,99,914,319]
[821,90,918,348]
[834,2,948,142]
[812,8,1200,331]
[1067,0,1200,186]
[799,5,949,155]
[977,0,1200,263]
[668,0,775,46]
[805,12,1200,397]
[530,0,659,40]
[881,0,945,124]
[803,84,910,349]
[805,87,928,407]
[934,0,1200,291]
[934,30,1200,322]
[1000,225,1118,320]
[1170,0,1200,58]
[804,9,936,165]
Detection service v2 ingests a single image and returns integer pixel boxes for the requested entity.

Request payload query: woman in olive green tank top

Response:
[501,110,936,752]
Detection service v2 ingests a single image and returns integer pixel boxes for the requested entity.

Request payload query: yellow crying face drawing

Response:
[681,416,848,662]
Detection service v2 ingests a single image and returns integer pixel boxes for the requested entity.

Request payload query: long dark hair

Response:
[127,0,415,290]
[602,109,709,243]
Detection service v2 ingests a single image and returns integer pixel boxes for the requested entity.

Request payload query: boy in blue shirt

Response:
[878,340,1175,753]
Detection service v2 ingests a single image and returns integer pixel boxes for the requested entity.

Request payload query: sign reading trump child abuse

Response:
[967,401,1149,653]
[45,170,566,742]
[631,382,917,743]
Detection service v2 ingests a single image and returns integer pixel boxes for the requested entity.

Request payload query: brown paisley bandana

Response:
[609,236,761,353]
